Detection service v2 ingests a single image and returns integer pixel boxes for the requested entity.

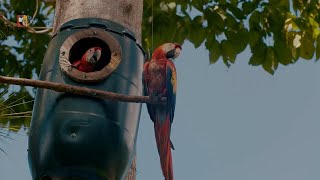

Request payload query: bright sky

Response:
[1,40,320,180]
[136,41,320,180]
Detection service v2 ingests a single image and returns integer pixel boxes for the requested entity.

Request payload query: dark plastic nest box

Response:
[28,18,146,180]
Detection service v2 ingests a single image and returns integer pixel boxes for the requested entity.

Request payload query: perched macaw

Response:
[143,43,182,180]
[72,47,102,72]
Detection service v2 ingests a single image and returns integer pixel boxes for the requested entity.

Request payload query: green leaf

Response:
[180,2,188,12]
[218,0,227,5]
[248,30,261,47]
[267,8,285,32]
[187,16,206,48]
[220,39,237,64]
[263,47,278,75]
[299,34,315,60]
[242,2,255,15]
[230,0,238,6]
[274,38,294,65]
[292,0,303,12]
[249,43,267,66]
[285,31,300,60]
[228,5,246,20]
[316,35,320,61]
[269,0,289,9]
[205,10,225,33]
[205,39,221,64]
[249,11,262,31]
[225,14,238,29]
[225,28,248,53]
[293,18,307,31]
[223,57,231,68]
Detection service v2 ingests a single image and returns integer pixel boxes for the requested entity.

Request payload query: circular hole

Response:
[59,29,122,82]
[69,37,111,72]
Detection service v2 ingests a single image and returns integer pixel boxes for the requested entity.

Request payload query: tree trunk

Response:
[52,1,143,180]
[53,0,143,40]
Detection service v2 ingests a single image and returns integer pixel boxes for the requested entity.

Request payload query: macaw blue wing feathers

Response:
[142,43,181,180]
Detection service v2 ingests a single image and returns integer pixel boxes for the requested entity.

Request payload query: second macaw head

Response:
[152,43,182,60]
[81,47,102,64]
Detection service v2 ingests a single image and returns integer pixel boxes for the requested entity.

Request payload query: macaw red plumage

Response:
[143,43,182,180]
[72,47,102,72]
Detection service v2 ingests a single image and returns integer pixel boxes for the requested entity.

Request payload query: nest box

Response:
[28,18,145,180]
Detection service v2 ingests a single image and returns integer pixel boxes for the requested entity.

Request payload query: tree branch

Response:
[0,76,166,105]
[29,0,39,25]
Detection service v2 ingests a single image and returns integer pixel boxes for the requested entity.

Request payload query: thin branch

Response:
[1,100,34,111]
[0,146,7,156]
[27,28,53,34]
[31,26,53,29]
[29,0,39,25]
[42,0,55,3]
[0,111,32,116]
[0,30,7,38]
[0,76,167,105]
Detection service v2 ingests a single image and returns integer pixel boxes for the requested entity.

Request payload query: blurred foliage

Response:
[0,0,320,131]
[0,0,51,136]
[143,0,320,74]
[0,88,33,128]
[0,88,33,153]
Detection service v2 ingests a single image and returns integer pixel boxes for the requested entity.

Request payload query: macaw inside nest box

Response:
[28,18,145,180]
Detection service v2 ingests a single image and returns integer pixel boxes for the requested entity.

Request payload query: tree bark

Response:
[52,1,143,179]
[53,0,143,40]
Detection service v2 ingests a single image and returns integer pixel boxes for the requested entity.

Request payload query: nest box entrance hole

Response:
[69,37,111,72]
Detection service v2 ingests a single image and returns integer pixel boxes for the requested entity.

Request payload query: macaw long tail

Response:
[154,116,174,180]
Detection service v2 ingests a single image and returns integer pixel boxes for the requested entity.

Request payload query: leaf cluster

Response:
[143,0,320,74]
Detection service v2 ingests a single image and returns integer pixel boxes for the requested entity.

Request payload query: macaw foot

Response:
[170,140,175,150]
[150,95,162,102]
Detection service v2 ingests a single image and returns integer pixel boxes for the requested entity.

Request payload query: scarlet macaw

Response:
[143,43,182,180]
[72,47,102,72]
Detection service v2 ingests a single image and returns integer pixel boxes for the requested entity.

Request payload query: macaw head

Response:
[152,43,182,60]
[82,47,102,64]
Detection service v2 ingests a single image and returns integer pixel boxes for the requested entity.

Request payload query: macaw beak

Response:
[166,44,182,60]
[93,48,102,62]
[173,45,181,59]
[87,48,102,64]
